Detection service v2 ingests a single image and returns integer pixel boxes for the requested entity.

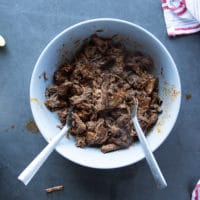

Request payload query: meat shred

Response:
[45,35,162,153]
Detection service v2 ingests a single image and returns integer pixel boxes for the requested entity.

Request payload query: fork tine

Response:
[66,107,73,125]
[131,98,138,118]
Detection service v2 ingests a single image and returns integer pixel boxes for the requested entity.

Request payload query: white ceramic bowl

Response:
[30,18,181,169]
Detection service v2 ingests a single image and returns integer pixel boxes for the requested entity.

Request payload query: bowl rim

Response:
[30,18,181,169]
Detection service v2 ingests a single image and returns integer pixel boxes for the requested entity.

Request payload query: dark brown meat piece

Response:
[71,112,86,134]
[45,85,58,97]
[57,108,69,125]
[86,121,96,131]
[75,135,86,147]
[101,143,121,153]
[45,94,67,111]
[45,35,162,153]
[107,124,121,137]
[86,119,108,145]
[125,54,153,72]
[57,81,73,98]
[54,64,73,85]
[69,86,92,105]
[145,77,157,94]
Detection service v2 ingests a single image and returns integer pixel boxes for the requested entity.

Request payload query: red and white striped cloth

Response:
[192,180,200,200]
[162,0,200,36]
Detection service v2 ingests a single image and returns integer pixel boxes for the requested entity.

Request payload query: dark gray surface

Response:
[0,0,200,199]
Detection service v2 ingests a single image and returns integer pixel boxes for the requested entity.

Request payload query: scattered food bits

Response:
[172,89,180,97]
[162,86,180,99]
[26,120,39,133]
[95,29,104,33]
[39,71,48,81]
[30,98,43,109]
[160,67,164,76]
[157,128,161,134]
[185,94,192,100]
[56,124,63,129]
[45,185,64,193]
[0,35,6,47]
[163,81,168,85]
[11,125,15,129]
[66,132,70,139]
[74,39,80,46]
[157,121,163,126]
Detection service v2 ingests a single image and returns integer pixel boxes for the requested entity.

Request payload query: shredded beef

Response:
[45,34,162,153]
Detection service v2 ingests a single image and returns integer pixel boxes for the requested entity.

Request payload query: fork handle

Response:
[132,117,167,189]
[18,125,69,185]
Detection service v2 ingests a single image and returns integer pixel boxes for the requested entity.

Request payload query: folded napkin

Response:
[162,0,200,36]
[192,180,200,200]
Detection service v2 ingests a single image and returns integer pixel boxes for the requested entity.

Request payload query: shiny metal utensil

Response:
[18,108,73,185]
[0,35,6,47]
[131,99,167,189]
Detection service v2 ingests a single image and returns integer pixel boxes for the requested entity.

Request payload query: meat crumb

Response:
[39,71,48,81]
[45,185,64,193]
[56,124,63,129]
[185,94,192,100]
[45,35,162,153]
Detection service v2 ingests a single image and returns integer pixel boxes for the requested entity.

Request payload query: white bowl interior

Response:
[30,18,181,169]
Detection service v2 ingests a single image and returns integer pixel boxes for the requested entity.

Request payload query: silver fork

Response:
[18,108,73,185]
[131,99,167,189]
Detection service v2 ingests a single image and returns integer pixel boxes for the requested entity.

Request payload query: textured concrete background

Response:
[0,0,200,199]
